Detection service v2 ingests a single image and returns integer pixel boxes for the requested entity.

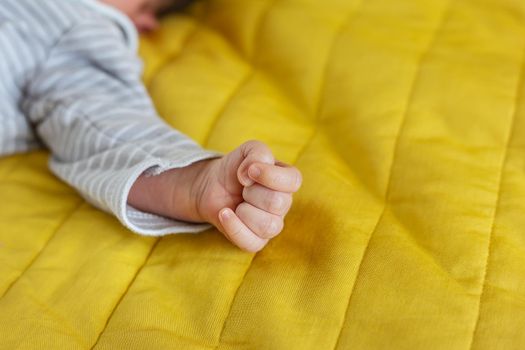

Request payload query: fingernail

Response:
[248,165,261,179]
[220,209,231,221]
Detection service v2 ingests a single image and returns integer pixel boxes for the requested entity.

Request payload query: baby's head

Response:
[101,0,194,33]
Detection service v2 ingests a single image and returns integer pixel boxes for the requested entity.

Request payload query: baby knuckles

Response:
[236,202,283,239]
[268,191,292,216]
[259,215,283,239]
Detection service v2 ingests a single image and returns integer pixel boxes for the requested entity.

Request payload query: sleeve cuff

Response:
[115,149,223,236]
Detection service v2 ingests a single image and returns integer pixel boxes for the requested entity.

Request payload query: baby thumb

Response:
[236,140,275,187]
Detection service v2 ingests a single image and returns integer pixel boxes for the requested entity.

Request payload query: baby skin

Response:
[129,141,302,253]
[103,0,303,252]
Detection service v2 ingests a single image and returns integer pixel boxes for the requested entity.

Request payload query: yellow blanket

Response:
[1,0,525,348]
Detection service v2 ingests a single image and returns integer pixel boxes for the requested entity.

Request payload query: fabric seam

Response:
[332,1,457,348]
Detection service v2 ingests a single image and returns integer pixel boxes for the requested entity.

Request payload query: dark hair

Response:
[159,0,198,16]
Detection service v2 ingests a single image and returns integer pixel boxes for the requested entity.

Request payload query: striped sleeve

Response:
[21,19,223,236]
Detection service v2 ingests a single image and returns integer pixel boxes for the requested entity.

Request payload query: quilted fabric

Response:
[1,0,525,348]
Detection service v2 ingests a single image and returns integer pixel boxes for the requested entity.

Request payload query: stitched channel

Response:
[0,199,85,300]
[292,0,365,168]
[466,38,525,350]
[331,1,457,348]
[201,68,255,147]
[90,238,162,349]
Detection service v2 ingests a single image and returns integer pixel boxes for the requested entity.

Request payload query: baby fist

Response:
[198,140,302,253]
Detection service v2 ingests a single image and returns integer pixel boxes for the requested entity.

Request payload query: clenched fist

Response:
[129,140,302,253]
[196,140,302,252]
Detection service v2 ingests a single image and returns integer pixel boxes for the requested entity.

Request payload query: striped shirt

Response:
[0,0,222,236]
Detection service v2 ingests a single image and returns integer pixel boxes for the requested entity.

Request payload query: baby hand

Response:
[196,141,302,253]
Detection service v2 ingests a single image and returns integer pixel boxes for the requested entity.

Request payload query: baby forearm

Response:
[128,159,214,223]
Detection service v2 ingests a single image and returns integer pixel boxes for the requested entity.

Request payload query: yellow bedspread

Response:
[1,0,525,348]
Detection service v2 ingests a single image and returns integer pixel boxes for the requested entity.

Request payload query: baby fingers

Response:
[235,202,284,240]
[247,161,302,193]
[242,184,293,216]
[218,208,269,253]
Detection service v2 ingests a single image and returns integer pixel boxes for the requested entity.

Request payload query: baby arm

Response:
[22,20,221,236]
[22,19,302,251]
[129,141,302,252]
